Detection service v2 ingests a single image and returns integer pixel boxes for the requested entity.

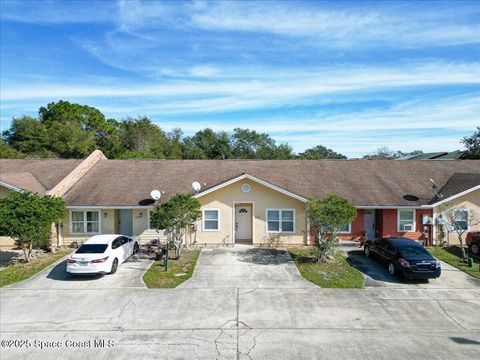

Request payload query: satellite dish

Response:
[150,190,161,201]
[192,181,201,192]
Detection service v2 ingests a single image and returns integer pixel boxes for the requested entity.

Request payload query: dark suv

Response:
[364,237,441,280]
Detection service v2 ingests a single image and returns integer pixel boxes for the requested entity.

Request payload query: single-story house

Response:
[1,150,479,249]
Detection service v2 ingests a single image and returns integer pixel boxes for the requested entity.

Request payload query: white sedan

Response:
[66,234,139,275]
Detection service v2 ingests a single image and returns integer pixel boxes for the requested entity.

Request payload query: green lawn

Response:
[143,249,199,288]
[288,247,364,288]
[427,246,480,280]
[0,248,72,287]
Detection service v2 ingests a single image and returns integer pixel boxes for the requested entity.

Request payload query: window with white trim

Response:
[70,210,100,234]
[266,209,295,233]
[454,210,468,231]
[203,209,219,231]
[339,223,351,233]
[398,209,415,232]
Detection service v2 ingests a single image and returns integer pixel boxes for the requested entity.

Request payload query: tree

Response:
[183,128,232,159]
[2,116,53,157]
[230,128,294,159]
[0,192,65,262]
[461,127,480,159]
[306,194,357,262]
[118,117,170,158]
[0,139,24,159]
[297,145,347,159]
[150,194,201,259]
[363,147,423,159]
[438,204,478,260]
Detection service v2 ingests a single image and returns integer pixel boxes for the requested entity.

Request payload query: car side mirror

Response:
[128,238,133,242]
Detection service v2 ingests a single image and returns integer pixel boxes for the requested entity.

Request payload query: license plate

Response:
[79,261,89,266]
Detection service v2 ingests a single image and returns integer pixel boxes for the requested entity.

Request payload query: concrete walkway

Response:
[179,245,316,288]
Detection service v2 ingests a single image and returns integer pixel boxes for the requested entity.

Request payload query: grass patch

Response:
[0,249,72,287]
[143,249,199,288]
[288,247,364,288]
[427,246,480,280]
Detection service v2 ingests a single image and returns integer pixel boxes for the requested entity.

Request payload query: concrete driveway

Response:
[179,245,316,288]
[1,245,480,359]
[345,248,480,289]
[6,253,154,290]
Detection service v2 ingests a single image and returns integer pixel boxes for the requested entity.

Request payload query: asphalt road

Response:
[1,246,479,359]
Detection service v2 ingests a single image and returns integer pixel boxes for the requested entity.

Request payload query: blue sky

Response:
[1,0,479,157]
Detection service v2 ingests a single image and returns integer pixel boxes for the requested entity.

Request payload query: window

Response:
[454,210,468,231]
[398,209,415,232]
[70,210,100,234]
[266,209,295,233]
[203,209,219,231]
[339,223,351,233]
[111,238,122,249]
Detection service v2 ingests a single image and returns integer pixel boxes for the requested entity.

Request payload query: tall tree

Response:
[118,117,170,158]
[461,127,480,159]
[297,145,347,159]
[230,128,293,159]
[183,128,232,159]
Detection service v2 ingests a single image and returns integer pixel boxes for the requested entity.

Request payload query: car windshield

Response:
[75,244,108,254]
[397,245,430,258]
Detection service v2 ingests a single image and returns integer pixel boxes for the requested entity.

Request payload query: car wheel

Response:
[364,246,370,257]
[133,242,139,254]
[388,262,396,276]
[470,243,479,256]
[110,258,118,274]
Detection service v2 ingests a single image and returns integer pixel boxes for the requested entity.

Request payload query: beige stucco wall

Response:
[194,178,307,246]
[433,189,480,245]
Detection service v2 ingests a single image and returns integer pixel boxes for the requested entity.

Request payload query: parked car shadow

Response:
[236,248,292,265]
[46,260,103,281]
[346,250,429,286]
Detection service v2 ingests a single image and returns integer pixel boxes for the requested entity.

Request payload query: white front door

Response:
[235,205,252,241]
[364,209,376,240]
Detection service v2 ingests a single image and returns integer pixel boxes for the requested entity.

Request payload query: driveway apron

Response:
[178,245,316,288]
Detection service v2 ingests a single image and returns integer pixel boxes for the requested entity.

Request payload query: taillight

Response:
[67,258,76,264]
[91,256,109,263]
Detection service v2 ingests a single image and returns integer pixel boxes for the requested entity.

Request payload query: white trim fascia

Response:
[194,174,307,203]
[265,208,296,234]
[429,185,480,207]
[0,181,23,192]
[202,208,220,232]
[397,208,416,233]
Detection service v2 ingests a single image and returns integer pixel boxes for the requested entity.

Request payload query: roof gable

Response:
[193,173,307,202]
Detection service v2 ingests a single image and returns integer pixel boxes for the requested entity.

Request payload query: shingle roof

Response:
[60,159,480,207]
[0,159,82,193]
[399,151,464,160]
[435,173,480,201]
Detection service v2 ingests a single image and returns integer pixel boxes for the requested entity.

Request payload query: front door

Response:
[235,205,252,241]
[119,209,133,236]
[364,209,376,240]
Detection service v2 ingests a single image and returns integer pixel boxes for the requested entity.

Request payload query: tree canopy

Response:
[0,191,65,261]
[461,127,480,159]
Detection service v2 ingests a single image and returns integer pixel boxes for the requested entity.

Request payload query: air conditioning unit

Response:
[422,214,433,225]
